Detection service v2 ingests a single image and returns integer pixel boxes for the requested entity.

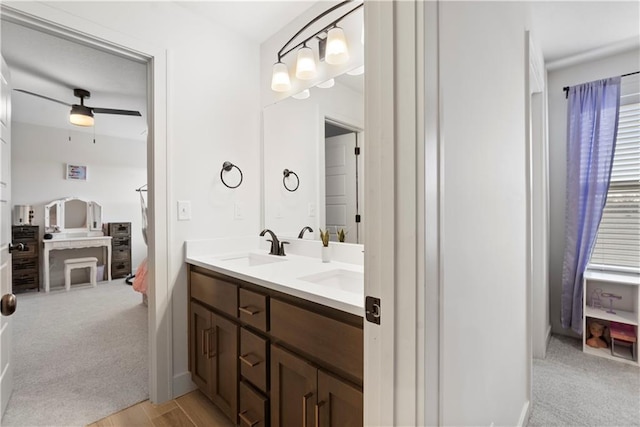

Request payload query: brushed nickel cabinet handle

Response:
[238,410,259,427]
[239,354,260,367]
[303,392,313,426]
[315,401,325,427]
[239,306,260,316]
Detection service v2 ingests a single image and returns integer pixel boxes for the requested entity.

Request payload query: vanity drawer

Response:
[270,299,363,383]
[240,328,268,393]
[239,381,268,427]
[239,288,268,331]
[190,271,238,318]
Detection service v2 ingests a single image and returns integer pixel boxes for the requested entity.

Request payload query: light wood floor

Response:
[87,390,234,427]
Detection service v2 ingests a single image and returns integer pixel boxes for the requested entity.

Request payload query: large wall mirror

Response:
[263,71,364,243]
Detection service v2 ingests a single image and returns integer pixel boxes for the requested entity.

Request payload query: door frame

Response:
[0,4,172,403]
[363,1,433,425]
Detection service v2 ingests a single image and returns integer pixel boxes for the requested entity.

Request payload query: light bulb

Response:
[295,46,317,80]
[317,79,335,89]
[271,62,291,92]
[325,27,349,65]
[292,89,310,100]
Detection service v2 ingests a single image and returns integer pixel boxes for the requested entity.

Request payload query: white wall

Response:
[439,2,529,424]
[263,81,363,238]
[547,49,640,337]
[12,122,146,287]
[5,1,263,396]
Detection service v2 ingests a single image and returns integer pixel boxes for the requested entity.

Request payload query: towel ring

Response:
[283,169,300,192]
[220,161,243,189]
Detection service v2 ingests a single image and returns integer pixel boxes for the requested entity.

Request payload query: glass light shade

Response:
[347,66,365,76]
[271,62,291,92]
[69,105,94,127]
[325,27,349,65]
[317,78,335,89]
[295,46,317,80]
[292,89,310,100]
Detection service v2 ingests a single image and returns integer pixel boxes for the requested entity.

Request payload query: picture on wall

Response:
[66,164,87,181]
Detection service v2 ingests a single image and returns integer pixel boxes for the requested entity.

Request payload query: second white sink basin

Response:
[218,252,287,267]
[298,269,363,293]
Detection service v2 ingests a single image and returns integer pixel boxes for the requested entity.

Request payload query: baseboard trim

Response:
[518,400,531,427]
[545,325,552,349]
[172,371,197,399]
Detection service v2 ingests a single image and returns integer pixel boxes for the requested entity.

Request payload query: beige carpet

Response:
[1,280,148,427]
[528,334,640,426]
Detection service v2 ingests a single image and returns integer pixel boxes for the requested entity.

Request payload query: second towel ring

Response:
[283,169,300,192]
[220,161,243,189]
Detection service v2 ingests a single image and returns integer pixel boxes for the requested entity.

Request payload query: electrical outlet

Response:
[234,203,243,220]
[177,200,191,221]
[308,203,316,217]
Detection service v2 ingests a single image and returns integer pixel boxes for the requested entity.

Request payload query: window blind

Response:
[589,100,640,272]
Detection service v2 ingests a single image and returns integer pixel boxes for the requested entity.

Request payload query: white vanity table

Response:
[42,197,111,292]
[42,236,112,292]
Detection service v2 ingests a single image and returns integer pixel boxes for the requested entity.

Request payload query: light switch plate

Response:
[177,200,191,221]
[308,203,316,217]
[234,203,243,220]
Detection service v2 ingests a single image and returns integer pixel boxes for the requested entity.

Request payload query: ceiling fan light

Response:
[271,62,292,92]
[325,27,349,65]
[69,105,94,127]
[295,46,317,80]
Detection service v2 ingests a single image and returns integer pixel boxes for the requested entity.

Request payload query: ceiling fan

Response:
[14,88,142,127]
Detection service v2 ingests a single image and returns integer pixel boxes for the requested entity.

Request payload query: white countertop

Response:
[185,237,365,317]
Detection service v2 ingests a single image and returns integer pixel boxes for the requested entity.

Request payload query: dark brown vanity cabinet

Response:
[188,265,363,427]
[189,301,238,422]
[271,345,363,427]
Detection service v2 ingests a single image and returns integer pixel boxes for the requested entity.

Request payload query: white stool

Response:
[63,257,98,291]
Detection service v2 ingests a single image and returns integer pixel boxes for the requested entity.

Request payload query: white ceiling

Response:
[1,1,638,142]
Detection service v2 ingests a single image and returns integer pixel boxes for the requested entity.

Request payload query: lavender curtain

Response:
[561,77,621,334]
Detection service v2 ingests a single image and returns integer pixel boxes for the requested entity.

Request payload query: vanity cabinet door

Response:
[210,313,239,424]
[271,345,317,427]
[317,370,363,427]
[189,302,212,392]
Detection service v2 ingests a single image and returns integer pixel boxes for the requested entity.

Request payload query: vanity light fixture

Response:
[270,0,363,93]
[325,26,349,65]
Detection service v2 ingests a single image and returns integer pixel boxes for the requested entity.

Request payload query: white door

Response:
[0,55,16,418]
[325,133,360,243]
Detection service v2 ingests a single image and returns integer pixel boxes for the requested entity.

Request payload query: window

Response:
[589,90,640,273]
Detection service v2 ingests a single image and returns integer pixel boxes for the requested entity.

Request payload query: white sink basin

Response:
[218,252,287,267]
[298,269,363,294]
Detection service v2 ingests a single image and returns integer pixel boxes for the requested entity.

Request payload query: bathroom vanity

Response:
[185,237,364,426]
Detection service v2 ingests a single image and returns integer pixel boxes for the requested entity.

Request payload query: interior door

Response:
[0,54,16,418]
[325,133,358,243]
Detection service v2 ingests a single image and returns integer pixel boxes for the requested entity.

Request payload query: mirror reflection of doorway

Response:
[325,120,364,244]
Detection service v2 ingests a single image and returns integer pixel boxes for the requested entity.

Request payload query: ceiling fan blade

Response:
[14,89,71,107]
[92,107,142,116]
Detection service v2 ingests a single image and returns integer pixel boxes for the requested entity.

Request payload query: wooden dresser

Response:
[11,225,39,293]
[103,222,132,279]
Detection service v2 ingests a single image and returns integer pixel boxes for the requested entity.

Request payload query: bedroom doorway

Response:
[0,5,169,424]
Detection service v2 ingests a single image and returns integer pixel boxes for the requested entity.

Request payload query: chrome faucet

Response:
[259,229,288,256]
[298,226,313,239]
